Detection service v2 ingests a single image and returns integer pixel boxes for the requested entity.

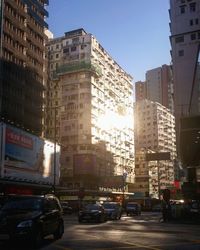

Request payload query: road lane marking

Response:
[121,241,161,250]
[53,244,72,250]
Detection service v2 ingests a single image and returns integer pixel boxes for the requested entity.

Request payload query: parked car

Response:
[0,194,64,248]
[60,201,73,214]
[103,202,122,220]
[152,203,162,212]
[126,202,141,216]
[78,203,106,223]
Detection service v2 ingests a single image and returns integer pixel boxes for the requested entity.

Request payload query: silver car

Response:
[103,202,122,220]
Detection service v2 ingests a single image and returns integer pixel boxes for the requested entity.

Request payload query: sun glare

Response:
[97,110,131,131]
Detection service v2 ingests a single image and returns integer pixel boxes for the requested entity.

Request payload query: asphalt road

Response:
[1,212,200,250]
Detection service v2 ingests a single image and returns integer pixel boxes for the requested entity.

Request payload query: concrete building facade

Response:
[135,81,147,102]
[46,29,135,190]
[0,0,48,136]
[170,0,200,124]
[169,1,200,191]
[135,65,174,115]
[134,99,177,198]
[146,65,174,114]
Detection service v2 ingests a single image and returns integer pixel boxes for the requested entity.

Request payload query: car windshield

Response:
[1,198,43,211]
[103,203,117,209]
[127,204,138,208]
[84,204,100,210]
[61,202,69,206]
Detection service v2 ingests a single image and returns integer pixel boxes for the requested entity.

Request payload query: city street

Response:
[2,212,199,250]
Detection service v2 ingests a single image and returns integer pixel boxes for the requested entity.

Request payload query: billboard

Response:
[73,154,97,176]
[145,152,171,161]
[1,123,60,185]
[99,176,124,189]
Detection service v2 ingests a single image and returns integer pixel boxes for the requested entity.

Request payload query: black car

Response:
[126,202,141,216]
[103,202,122,220]
[0,194,64,248]
[78,203,106,223]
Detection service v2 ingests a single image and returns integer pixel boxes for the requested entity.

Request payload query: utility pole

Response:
[53,108,56,194]
[157,160,160,200]
[0,0,4,115]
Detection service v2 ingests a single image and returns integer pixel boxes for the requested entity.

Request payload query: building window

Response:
[178,50,184,56]
[180,5,186,14]
[56,44,59,49]
[175,36,184,43]
[190,19,193,26]
[189,2,196,12]
[195,19,199,25]
[56,53,59,58]
[71,46,77,52]
[63,48,69,53]
[72,38,79,44]
[191,33,196,40]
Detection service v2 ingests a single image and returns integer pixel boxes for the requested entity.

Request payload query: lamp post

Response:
[53,107,57,193]
[122,170,127,208]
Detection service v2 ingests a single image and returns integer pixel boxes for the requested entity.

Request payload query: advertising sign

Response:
[99,176,124,189]
[146,152,171,161]
[2,124,60,185]
[73,154,97,176]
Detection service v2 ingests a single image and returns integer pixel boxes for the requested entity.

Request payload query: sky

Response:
[47,0,171,83]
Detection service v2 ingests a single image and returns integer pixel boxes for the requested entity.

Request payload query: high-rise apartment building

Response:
[0,0,48,136]
[135,81,147,102]
[170,0,200,183]
[134,100,177,197]
[46,29,135,190]
[135,65,174,114]
[146,65,174,114]
[170,0,200,118]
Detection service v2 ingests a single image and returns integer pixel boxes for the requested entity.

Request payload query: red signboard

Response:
[6,128,33,149]
[5,186,33,195]
[174,180,180,189]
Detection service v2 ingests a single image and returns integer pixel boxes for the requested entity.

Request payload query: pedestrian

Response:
[161,199,171,222]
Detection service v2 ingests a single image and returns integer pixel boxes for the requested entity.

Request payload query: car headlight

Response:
[17,220,33,228]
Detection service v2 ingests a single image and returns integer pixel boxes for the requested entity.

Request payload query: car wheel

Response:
[32,228,43,249]
[54,221,64,240]
[98,215,104,223]
[115,214,119,220]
